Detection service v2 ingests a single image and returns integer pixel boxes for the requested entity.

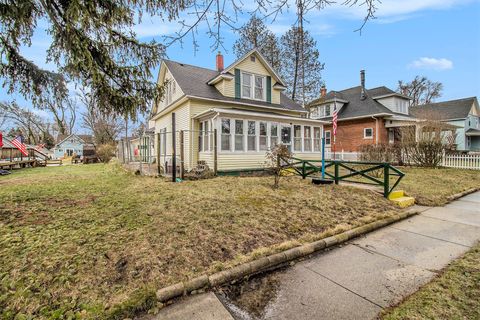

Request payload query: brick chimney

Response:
[216,51,224,72]
[360,69,366,100]
[320,85,327,98]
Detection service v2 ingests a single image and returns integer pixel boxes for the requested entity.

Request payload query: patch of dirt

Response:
[219,272,282,319]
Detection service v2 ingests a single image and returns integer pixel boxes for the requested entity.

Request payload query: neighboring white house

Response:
[148,49,327,173]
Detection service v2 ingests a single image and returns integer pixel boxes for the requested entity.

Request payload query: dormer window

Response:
[241,72,265,101]
[312,104,332,118]
[324,104,331,116]
[394,99,409,114]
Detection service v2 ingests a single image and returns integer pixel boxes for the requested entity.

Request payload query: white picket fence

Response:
[325,150,359,161]
[442,153,480,170]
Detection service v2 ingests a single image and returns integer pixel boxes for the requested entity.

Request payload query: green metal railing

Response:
[280,157,405,198]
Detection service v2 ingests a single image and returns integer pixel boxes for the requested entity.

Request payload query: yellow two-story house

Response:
[149,49,327,173]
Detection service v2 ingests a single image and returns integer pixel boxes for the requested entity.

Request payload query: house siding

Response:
[323,117,388,152]
[154,101,191,168]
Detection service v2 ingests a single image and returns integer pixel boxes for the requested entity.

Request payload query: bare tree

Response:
[45,97,77,137]
[0,102,55,147]
[398,76,443,106]
[79,89,122,145]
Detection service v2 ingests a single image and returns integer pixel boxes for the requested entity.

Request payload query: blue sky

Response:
[1,0,480,130]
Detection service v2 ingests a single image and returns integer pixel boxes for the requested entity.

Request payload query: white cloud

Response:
[409,57,453,70]
[310,0,475,21]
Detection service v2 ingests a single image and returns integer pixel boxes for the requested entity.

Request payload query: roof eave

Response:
[373,93,412,100]
[193,108,329,124]
[207,73,234,85]
[188,95,307,113]
[222,48,286,87]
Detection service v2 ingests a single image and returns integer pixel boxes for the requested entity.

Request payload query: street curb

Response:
[155,207,420,304]
[446,187,480,203]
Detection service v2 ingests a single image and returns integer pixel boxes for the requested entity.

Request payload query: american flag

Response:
[332,96,338,137]
[11,136,28,156]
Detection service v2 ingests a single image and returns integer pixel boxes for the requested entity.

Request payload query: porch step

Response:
[390,196,416,208]
[388,190,415,208]
[388,190,406,200]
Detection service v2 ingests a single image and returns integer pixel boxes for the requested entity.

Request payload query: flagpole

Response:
[333,94,337,160]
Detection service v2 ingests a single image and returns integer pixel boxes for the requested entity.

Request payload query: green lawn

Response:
[0,164,399,319]
[382,242,480,320]
[398,167,480,206]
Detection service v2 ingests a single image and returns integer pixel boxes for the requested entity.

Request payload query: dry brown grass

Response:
[398,167,480,206]
[382,242,480,320]
[0,164,398,319]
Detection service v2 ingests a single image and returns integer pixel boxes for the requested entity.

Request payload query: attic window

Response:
[250,55,256,62]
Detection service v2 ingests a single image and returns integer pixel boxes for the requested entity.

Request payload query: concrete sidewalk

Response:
[153,192,480,320]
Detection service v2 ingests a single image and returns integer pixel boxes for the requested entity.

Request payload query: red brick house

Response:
[308,70,413,152]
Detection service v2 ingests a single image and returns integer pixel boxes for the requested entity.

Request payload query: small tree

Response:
[265,144,293,189]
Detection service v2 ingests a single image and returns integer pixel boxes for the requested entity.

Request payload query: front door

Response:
[66,149,74,157]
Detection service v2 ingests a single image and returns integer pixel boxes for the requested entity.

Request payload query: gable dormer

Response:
[152,61,185,115]
[372,92,411,115]
[208,49,286,104]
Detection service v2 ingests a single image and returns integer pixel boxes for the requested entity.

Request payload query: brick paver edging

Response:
[446,187,480,203]
[156,207,421,303]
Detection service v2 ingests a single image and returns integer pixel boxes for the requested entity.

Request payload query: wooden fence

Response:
[442,153,480,170]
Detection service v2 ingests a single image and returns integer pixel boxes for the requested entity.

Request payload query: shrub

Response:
[265,144,293,189]
[399,122,455,167]
[359,144,398,163]
[96,144,116,163]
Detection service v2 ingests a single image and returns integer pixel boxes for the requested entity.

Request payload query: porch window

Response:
[364,128,373,139]
[294,125,302,151]
[313,127,321,152]
[325,130,331,146]
[199,122,203,152]
[241,73,252,99]
[221,118,231,151]
[304,126,312,152]
[259,122,268,151]
[235,120,244,151]
[247,121,256,151]
[203,121,210,151]
[270,123,278,147]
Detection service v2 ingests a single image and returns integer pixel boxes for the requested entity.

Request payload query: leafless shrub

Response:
[399,119,456,167]
[266,144,293,189]
[97,144,117,163]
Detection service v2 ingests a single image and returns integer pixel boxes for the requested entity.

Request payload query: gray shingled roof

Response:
[163,60,304,112]
[56,134,94,145]
[409,97,477,120]
[309,86,412,120]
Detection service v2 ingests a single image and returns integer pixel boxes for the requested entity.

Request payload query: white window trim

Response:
[325,130,332,146]
[240,72,266,101]
[364,127,374,139]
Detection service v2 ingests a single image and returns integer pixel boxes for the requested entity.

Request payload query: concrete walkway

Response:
[153,192,480,320]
